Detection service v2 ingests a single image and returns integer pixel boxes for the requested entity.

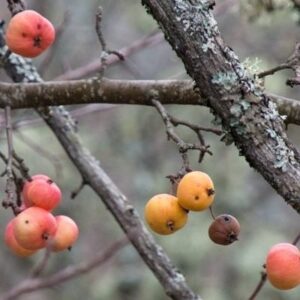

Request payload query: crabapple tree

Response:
[0,1,299,300]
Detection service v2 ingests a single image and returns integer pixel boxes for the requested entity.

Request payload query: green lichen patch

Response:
[211,71,238,91]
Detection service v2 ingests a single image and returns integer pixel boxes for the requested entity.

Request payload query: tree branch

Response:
[0,237,129,300]
[141,0,300,213]
[0,80,300,125]
[0,27,201,300]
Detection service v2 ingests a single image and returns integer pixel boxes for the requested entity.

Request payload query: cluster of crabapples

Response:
[5,9,55,58]
[4,175,79,257]
[145,171,300,291]
[144,171,241,245]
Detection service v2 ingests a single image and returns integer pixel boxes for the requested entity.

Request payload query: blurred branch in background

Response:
[38,11,71,76]
[0,237,129,300]
[54,0,237,81]
[54,30,163,81]
[14,129,64,180]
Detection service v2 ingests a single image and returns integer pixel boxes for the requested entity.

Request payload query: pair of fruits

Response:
[4,174,79,257]
[5,10,55,58]
[266,243,300,290]
[145,171,240,245]
[145,171,215,235]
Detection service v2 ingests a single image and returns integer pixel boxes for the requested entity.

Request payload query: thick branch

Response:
[0,32,201,300]
[0,80,300,125]
[0,79,197,108]
[141,0,300,212]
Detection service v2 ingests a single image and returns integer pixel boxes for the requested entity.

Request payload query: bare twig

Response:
[152,98,214,170]
[248,270,267,300]
[14,129,63,179]
[209,206,216,220]
[7,0,26,16]
[70,180,86,199]
[3,106,15,207]
[12,151,30,180]
[257,64,292,78]
[54,0,236,81]
[54,31,163,80]
[0,237,129,300]
[30,247,52,278]
[292,232,300,245]
[95,6,124,77]
[258,43,300,87]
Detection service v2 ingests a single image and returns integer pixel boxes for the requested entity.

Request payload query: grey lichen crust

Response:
[174,0,219,53]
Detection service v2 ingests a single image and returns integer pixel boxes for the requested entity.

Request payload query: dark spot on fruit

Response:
[42,233,48,240]
[25,220,29,224]
[167,220,175,231]
[33,35,42,48]
[228,232,238,243]
[37,23,41,30]
[47,179,54,184]
[22,32,27,38]
[223,216,230,222]
[194,195,199,200]
[207,188,215,196]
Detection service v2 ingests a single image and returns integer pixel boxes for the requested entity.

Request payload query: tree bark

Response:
[141,0,300,213]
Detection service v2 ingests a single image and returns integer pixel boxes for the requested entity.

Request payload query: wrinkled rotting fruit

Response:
[266,243,300,290]
[4,219,37,257]
[176,171,215,211]
[208,214,240,245]
[144,194,188,235]
[5,10,55,57]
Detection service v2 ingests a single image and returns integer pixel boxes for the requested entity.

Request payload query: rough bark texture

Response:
[0,28,201,300]
[1,80,300,126]
[0,79,197,108]
[141,0,300,213]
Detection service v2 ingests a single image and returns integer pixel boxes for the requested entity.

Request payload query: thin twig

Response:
[171,116,223,135]
[4,106,15,204]
[12,151,31,180]
[0,237,129,300]
[257,64,292,78]
[54,30,162,81]
[14,129,63,180]
[248,270,267,300]
[71,180,86,199]
[7,0,26,16]
[152,97,214,169]
[30,247,52,278]
[292,232,300,245]
[209,206,216,220]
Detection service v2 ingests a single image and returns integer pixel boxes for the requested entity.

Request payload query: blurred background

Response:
[0,0,299,299]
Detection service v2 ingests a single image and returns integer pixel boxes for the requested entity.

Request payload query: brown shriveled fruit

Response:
[208,214,240,245]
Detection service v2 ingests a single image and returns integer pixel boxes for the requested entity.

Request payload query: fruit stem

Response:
[248,271,267,300]
[209,206,216,220]
[292,232,300,245]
